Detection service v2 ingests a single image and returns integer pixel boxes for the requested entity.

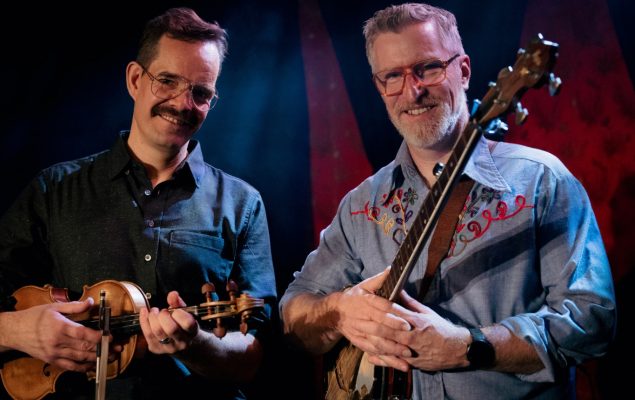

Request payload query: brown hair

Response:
[363,3,464,65]
[136,7,228,68]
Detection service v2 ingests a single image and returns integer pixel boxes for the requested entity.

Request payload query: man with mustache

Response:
[0,7,276,399]
[280,2,615,399]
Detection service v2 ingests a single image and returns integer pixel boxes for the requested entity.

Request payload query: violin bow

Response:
[95,290,110,400]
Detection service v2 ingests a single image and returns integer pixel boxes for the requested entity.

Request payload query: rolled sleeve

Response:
[500,170,616,382]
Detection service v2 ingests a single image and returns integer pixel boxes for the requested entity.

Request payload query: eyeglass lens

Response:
[380,60,447,96]
[150,74,217,110]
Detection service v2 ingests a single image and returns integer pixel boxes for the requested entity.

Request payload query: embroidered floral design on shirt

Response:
[466,187,501,217]
[402,188,418,205]
[449,187,534,257]
[351,187,417,245]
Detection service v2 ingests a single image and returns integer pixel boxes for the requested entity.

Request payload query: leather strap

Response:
[419,177,474,298]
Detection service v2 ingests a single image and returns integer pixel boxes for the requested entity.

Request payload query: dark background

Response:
[1,0,633,399]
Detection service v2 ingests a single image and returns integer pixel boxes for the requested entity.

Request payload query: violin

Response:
[0,279,264,400]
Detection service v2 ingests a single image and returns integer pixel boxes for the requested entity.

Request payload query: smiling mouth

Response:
[151,104,197,127]
[405,105,434,116]
[158,113,191,126]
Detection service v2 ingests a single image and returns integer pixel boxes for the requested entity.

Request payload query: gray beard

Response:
[391,92,467,150]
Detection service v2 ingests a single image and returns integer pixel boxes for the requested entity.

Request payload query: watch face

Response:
[468,329,495,368]
[468,341,491,361]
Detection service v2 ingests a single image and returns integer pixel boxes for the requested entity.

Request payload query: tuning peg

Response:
[212,280,239,338]
[497,66,512,80]
[213,322,227,338]
[484,119,508,141]
[201,282,216,303]
[433,162,445,177]
[515,102,529,125]
[200,283,226,338]
[226,280,238,302]
[240,309,250,335]
[548,73,562,96]
[470,99,481,117]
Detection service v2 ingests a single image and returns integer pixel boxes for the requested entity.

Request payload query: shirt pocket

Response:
[165,230,233,305]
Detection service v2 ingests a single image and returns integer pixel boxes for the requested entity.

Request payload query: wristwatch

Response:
[466,327,495,369]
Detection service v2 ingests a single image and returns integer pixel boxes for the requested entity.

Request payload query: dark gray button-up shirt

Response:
[0,132,276,399]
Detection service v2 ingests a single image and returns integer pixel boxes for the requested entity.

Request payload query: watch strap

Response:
[469,327,487,343]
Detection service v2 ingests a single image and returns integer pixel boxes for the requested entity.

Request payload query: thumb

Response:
[360,266,391,292]
[53,296,94,314]
[399,290,430,313]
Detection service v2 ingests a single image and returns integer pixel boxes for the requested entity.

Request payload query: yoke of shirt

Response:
[361,137,511,293]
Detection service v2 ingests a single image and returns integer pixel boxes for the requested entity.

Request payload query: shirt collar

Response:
[183,140,205,188]
[393,135,511,193]
[463,136,510,192]
[107,131,134,180]
[107,131,205,188]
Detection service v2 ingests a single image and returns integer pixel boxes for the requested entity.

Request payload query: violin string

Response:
[88,303,259,331]
[103,306,219,330]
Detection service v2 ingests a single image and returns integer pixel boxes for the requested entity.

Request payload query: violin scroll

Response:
[198,281,265,338]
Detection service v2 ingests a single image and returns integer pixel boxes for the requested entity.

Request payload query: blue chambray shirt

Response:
[0,132,276,399]
[281,136,616,399]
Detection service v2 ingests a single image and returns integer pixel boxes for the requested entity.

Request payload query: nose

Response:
[404,73,426,100]
[169,87,197,110]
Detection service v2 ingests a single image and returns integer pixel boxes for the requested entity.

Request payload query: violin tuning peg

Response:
[201,282,218,303]
[213,325,227,338]
[239,312,251,335]
[226,280,238,301]
[226,280,238,292]
[548,73,562,96]
[201,282,215,294]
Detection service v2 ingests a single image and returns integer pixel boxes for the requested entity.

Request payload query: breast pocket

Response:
[164,230,233,305]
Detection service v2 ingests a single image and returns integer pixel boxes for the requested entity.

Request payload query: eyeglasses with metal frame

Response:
[139,63,219,111]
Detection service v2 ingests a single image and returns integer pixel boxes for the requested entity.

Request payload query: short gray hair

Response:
[363,3,464,65]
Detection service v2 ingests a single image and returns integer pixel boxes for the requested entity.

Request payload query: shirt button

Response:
[144,254,152,262]
[146,219,155,227]
[144,189,152,196]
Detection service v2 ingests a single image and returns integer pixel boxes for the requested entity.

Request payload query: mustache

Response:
[151,105,199,126]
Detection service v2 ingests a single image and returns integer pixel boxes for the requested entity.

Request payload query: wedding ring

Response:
[159,337,173,345]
